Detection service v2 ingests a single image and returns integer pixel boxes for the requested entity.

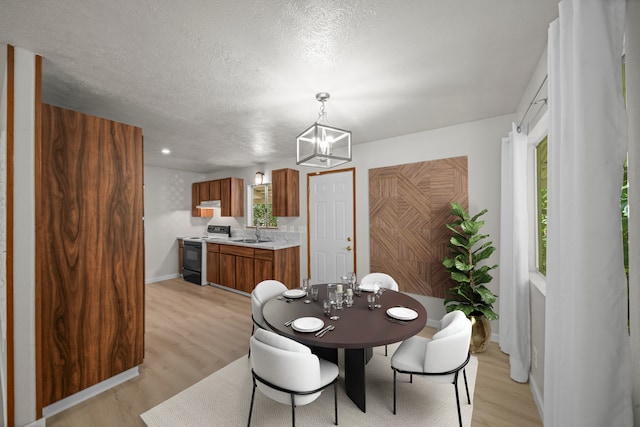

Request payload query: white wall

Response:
[12,47,37,426]
[143,166,213,282]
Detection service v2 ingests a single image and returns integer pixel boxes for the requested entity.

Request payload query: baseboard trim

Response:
[146,273,180,284]
[530,372,544,421]
[42,367,139,418]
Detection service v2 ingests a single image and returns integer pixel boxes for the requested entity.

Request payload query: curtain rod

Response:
[517,74,548,133]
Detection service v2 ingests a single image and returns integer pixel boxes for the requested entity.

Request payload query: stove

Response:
[182,225,231,285]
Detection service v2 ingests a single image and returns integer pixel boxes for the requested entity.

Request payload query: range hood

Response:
[196,200,221,209]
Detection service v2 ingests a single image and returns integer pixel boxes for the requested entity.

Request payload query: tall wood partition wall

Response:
[37,104,144,407]
[369,156,468,298]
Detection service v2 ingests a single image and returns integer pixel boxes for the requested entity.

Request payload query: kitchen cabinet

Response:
[192,182,213,218]
[272,168,300,217]
[191,177,243,217]
[206,243,220,284]
[217,244,300,292]
[220,177,244,217]
[178,239,184,275]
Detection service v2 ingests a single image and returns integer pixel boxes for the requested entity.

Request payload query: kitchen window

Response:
[249,184,278,228]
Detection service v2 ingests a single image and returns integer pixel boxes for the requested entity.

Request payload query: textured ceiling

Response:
[0,0,559,173]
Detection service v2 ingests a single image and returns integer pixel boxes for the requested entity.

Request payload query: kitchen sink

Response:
[241,238,271,243]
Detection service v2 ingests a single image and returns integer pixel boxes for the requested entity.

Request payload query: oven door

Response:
[183,241,203,284]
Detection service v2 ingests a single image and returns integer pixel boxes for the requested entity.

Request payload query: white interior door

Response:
[308,169,355,283]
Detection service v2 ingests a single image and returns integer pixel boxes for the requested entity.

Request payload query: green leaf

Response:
[442,257,455,268]
[454,258,473,271]
[450,202,469,220]
[451,271,471,283]
[475,306,499,320]
[450,236,471,250]
[473,246,496,264]
[470,208,488,222]
[475,285,497,305]
[460,220,482,235]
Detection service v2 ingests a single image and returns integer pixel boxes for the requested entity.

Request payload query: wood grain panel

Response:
[369,156,468,298]
[39,104,144,406]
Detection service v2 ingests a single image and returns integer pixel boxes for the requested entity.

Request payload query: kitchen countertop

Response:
[178,236,300,250]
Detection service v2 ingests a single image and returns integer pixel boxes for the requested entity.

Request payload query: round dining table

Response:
[262,284,427,412]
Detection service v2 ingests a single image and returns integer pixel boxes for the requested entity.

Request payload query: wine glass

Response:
[328,289,340,320]
[348,272,358,295]
[374,282,385,308]
[302,278,311,303]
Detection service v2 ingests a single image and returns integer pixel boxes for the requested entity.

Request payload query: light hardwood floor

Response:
[46,278,542,427]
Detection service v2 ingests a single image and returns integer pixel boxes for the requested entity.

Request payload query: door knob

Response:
[346,246,352,251]
[347,237,352,242]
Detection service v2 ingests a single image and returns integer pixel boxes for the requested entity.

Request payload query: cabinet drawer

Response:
[220,244,254,257]
[207,243,219,253]
[254,248,274,261]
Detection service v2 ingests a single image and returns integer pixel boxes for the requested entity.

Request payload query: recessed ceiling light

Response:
[161,148,171,154]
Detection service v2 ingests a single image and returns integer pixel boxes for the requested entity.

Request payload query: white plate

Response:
[283,289,307,299]
[387,307,418,321]
[292,317,324,333]
[358,283,378,292]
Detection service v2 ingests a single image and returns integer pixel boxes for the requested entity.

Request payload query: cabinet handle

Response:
[346,246,352,251]
[347,237,352,242]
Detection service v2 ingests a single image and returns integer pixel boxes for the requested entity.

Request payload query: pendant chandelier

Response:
[296,92,352,168]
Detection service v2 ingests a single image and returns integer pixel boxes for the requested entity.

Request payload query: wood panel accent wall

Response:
[369,156,468,298]
[38,104,144,406]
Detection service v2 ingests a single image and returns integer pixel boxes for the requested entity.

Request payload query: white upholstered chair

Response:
[248,329,340,427]
[249,280,288,357]
[360,272,399,291]
[360,272,399,355]
[390,310,472,427]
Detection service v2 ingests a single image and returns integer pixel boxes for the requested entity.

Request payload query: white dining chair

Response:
[360,272,399,291]
[390,310,472,427]
[249,280,288,357]
[360,272,399,355]
[248,329,339,427]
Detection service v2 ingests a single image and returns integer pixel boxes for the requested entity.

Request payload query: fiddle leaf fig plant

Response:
[442,202,499,320]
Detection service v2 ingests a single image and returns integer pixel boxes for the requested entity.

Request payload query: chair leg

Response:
[385,345,388,356]
[290,393,296,427]
[393,369,397,415]
[247,380,256,427]
[248,324,254,358]
[463,368,470,404]
[453,373,462,427]
[410,373,413,383]
[334,380,338,425]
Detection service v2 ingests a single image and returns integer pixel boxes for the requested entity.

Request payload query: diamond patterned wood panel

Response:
[369,157,468,298]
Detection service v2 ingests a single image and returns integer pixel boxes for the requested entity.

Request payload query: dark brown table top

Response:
[262,284,427,349]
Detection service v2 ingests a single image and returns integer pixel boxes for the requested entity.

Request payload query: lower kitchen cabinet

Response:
[206,243,220,283]
[217,244,300,292]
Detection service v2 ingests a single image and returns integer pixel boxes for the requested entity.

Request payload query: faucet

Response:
[255,223,261,240]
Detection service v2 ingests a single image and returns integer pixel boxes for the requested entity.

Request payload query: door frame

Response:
[306,167,356,279]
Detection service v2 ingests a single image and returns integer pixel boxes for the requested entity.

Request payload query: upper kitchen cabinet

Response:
[192,177,244,217]
[272,168,299,217]
[220,177,244,217]
[192,182,213,217]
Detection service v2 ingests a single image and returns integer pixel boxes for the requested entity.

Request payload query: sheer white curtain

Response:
[499,122,530,383]
[545,0,631,426]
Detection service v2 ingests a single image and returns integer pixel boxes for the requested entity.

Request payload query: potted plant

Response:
[442,202,498,353]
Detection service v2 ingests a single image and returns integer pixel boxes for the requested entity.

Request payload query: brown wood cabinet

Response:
[38,104,144,407]
[217,244,300,292]
[272,168,300,217]
[220,177,244,217]
[178,239,184,275]
[192,182,214,217]
[191,177,243,217]
[206,243,220,284]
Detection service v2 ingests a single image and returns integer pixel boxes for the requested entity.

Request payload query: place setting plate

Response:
[386,307,419,321]
[291,317,325,333]
[283,289,307,299]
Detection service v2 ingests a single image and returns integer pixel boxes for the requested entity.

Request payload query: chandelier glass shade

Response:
[296,92,352,168]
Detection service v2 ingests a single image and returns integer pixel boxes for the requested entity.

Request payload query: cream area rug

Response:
[141,344,477,427]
